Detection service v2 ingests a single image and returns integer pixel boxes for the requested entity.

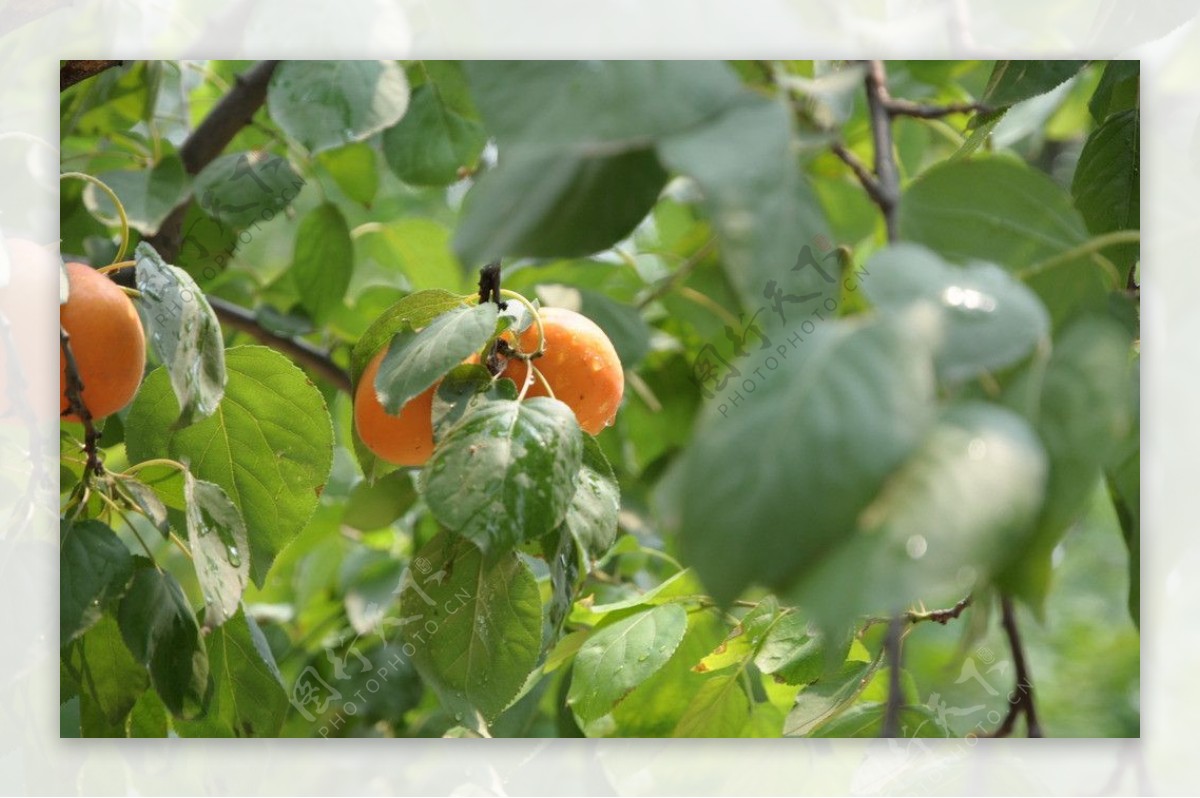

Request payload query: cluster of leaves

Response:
[59,59,1138,738]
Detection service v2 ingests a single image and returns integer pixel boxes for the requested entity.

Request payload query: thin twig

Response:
[831,143,890,211]
[861,594,974,633]
[991,595,1043,737]
[863,60,901,242]
[882,614,905,737]
[636,237,718,310]
[60,60,123,92]
[145,60,280,262]
[208,296,351,394]
[882,98,991,119]
[59,326,102,475]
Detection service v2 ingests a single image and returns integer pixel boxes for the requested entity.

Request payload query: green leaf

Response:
[422,397,583,553]
[456,147,667,263]
[191,151,304,231]
[183,473,250,628]
[1107,380,1140,627]
[899,156,1116,326]
[430,364,517,442]
[980,60,1086,108]
[83,155,191,235]
[341,471,417,531]
[694,598,779,674]
[399,531,542,723]
[1000,316,1137,607]
[60,518,133,644]
[292,203,354,323]
[357,219,469,294]
[375,302,498,415]
[126,346,334,585]
[659,96,834,322]
[783,659,877,736]
[125,689,169,737]
[1089,61,1139,122]
[671,673,751,737]
[454,61,748,264]
[561,435,621,559]
[71,616,149,737]
[679,315,936,605]
[121,476,170,538]
[348,289,469,387]
[267,60,409,154]
[134,242,226,426]
[568,603,688,723]
[862,243,1050,383]
[577,288,653,368]
[1071,109,1139,280]
[790,402,1048,634]
[383,83,486,186]
[316,142,378,206]
[117,564,211,719]
[810,703,950,738]
[191,609,288,736]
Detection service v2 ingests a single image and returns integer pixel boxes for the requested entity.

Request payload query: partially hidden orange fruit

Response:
[354,348,438,467]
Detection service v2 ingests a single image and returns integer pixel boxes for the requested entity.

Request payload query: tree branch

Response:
[146,60,280,262]
[863,60,900,242]
[990,595,1043,737]
[60,326,103,475]
[60,60,123,92]
[881,614,905,737]
[882,97,991,119]
[208,297,351,395]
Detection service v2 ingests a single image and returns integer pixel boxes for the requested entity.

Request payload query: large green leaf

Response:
[70,616,149,737]
[267,60,409,154]
[980,60,1086,108]
[671,673,751,737]
[568,603,688,723]
[83,154,191,235]
[60,518,133,644]
[399,532,542,724]
[789,402,1048,634]
[422,396,583,553]
[117,563,211,719]
[1000,316,1137,607]
[1071,109,1139,281]
[454,60,748,264]
[899,156,1117,326]
[375,302,498,415]
[383,82,486,186]
[182,473,250,629]
[291,202,354,324]
[659,96,834,322]
[126,346,334,585]
[862,243,1050,383]
[679,315,936,605]
[560,435,621,559]
[783,659,877,737]
[191,151,304,231]
[184,609,288,737]
[316,142,378,206]
[135,242,226,427]
[1089,61,1139,123]
[357,219,469,294]
[348,289,469,387]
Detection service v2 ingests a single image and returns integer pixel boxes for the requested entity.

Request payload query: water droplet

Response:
[226,545,242,567]
[940,285,996,313]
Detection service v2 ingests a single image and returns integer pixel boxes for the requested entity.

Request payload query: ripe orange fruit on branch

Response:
[59,261,146,423]
[354,348,438,467]
[498,306,624,435]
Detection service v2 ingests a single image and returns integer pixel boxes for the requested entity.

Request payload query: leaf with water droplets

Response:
[134,242,226,427]
[399,532,542,723]
[422,396,583,553]
[60,518,134,644]
[863,243,1050,383]
[559,434,620,559]
[183,473,250,628]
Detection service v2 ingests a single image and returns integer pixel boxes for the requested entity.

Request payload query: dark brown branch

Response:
[59,326,103,475]
[831,143,890,212]
[863,60,900,242]
[990,595,1043,737]
[146,60,280,262]
[208,296,351,395]
[882,98,991,119]
[881,614,905,738]
[60,60,123,92]
[861,594,974,634]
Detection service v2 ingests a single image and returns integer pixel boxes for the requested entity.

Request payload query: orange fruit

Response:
[496,306,623,435]
[59,261,146,423]
[354,348,438,467]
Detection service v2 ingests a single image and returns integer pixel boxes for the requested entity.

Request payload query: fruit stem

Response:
[121,458,190,477]
[531,364,555,400]
[61,171,131,264]
[498,289,546,357]
[97,260,135,275]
